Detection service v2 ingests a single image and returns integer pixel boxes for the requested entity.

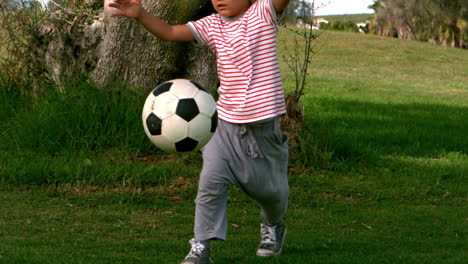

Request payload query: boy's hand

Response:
[108,0,144,19]
[107,0,194,42]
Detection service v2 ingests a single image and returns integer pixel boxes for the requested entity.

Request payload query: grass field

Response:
[320,14,373,23]
[1,30,467,263]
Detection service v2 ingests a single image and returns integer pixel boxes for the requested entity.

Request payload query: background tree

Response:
[1,0,219,93]
[281,0,300,24]
[3,0,20,10]
[370,0,467,48]
[91,0,218,91]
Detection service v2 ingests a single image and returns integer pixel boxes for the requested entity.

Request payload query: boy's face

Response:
[211,0,251,18]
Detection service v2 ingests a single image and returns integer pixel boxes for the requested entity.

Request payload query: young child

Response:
[109,0,290,263]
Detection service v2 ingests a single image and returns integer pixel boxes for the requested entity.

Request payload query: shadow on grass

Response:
[307,98,468,162]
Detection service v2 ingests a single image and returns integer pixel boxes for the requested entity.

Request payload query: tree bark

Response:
[39,0,218,92]
[91,0,218,91]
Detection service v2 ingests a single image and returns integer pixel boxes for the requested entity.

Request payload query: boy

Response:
[109,0,290,263]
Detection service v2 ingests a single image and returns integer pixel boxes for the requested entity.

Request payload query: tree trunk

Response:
[91,0,217,91]
[40,0,218,93]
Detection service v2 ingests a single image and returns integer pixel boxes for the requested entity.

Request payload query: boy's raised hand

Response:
[107,0,194,42]
[108,0,144,19]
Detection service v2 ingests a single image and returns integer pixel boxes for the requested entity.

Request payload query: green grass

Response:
[320,14,373,23]
[0,30,467,263]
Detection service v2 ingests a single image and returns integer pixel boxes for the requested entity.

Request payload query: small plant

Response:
[279,0,321,164]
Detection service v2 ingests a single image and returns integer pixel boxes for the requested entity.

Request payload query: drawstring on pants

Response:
[239,125,264,159]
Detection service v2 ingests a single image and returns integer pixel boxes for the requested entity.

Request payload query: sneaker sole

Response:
[256,228,287,257]
[181,257,212,264]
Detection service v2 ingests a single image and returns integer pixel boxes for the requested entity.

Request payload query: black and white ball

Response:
[142,79,218,153]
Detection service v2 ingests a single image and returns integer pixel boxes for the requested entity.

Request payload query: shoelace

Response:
[187,239,206,257]
[260,224,277,245]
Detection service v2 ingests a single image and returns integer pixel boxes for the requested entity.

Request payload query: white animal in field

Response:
[296,18,321,30]
[356,21,370,34]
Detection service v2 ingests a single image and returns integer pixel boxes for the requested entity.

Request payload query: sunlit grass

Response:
[321,13,373,23]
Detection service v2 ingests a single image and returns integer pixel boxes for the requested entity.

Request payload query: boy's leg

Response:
[194,120,234,241]
[194,180,229,241]
[237,118,289,226]
[231,118,289,256]
[181,121,233,264]
[187,118,289,259]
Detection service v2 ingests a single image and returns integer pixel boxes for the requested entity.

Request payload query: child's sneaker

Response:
[180,238,211,264]
[256,223,287,257]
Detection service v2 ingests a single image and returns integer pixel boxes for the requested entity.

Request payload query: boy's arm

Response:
[109,0,194,42]
[271,0,291,13]
[134,10,194,42]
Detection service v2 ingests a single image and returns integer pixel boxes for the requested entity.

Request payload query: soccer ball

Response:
[142,79,218,153]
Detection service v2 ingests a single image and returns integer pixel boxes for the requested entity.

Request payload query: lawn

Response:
[0,30,467,263]
[320,14,373,23]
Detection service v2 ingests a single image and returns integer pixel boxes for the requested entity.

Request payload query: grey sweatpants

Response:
[194,118,289,241]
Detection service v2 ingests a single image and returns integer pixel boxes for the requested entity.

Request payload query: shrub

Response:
[0,0,49,93]
[320,20,359,32]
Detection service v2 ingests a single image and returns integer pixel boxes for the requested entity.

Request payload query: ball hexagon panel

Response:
[152,92,179,120]
[176,98,200,122]
[146,113,162,136]
[150,134,176,153]
[189,80,208,92]
[188,115,212,142]
[194,90,217,116]
[175,137,199,152]
[161,115,189,143]
[170,79,199,99]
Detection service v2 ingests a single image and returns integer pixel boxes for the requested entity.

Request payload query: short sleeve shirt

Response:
[186,0,286,123]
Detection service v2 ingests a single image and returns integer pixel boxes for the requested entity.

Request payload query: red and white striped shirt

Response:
[187,0,286,123]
